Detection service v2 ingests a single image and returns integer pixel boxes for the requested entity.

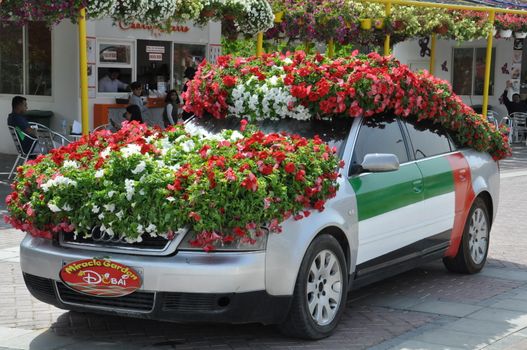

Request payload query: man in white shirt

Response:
[98,68,128,93]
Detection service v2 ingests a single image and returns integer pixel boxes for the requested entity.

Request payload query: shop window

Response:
[97,41,134,93]
[173,44,206,92]
[136,40,172,95]
[0,22,52,96]
[452,47,495,96]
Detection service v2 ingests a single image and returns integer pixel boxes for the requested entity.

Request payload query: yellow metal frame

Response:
[79,8,89,135]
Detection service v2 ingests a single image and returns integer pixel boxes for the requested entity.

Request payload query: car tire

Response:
[279,234,348,340]
[443,197,490,274]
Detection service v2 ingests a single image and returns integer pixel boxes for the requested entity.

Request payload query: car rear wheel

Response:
[279,234,348,339]
[443,197,490,274]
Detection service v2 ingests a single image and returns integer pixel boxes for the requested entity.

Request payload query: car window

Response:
[402,118,452,160]
[351,116,409,169]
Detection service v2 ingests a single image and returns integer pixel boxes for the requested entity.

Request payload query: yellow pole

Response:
[327,39,335,58]
[429,34,436,74]
[384,1,392,56]
[482,10,495,118]
[256,32,264,57]
[367,0,527,15]
[305,41,311,54]
[78,8,89,135]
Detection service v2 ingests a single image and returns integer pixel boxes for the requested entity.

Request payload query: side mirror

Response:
[361,153,400,173]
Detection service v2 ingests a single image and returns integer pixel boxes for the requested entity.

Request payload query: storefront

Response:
[0,19,221,154]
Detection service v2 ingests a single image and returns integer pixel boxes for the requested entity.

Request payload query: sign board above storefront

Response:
[118,22,190,33]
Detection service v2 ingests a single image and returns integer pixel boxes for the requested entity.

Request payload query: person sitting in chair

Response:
[7,96,36,154]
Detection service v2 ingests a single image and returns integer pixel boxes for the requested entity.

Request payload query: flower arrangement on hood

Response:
[183,51,511,160]
[5,122,341,250]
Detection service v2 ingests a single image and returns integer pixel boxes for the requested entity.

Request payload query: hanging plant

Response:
[235,0,274,35]
[87,0,117,20]
[112,0,149,24]
[140,0,179,25]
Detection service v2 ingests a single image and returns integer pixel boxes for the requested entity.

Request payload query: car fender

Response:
[265,176,358,296]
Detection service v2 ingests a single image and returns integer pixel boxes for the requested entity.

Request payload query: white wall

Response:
[393,38,513,121]
[0,19,221,154]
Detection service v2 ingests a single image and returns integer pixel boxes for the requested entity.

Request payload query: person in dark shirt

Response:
[501,89,527,115]
[7,96,36,154]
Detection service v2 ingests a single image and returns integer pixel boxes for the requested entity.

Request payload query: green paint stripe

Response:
[350,164,423,221]
[416,156,455,200]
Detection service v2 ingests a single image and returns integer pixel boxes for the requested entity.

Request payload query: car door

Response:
[401,118,457,245]
[349,116,425,265]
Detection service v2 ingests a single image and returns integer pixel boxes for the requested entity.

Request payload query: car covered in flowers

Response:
[8,52,509,340]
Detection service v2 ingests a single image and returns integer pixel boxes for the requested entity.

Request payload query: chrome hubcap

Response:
[468,208,488,265]
[306,250,342,326]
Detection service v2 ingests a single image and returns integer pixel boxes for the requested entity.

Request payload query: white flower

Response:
[124,179,135,200]
[121,144,142,158]
[62,160,79,169]
[104,203,116,212]
[95,169,105,178]
[181,139,195,153]
[100,147,111,159]
[139,189,145,196]
[137,224,145,234]
[47,203,61,213]
[98,213,105,220]
[62,204,73,212]
[116,210,124,219]
[230,131,244,141]
[167,196,175,202]
[108,191,115,198]
[283,57,293,65]
[131,161,147,175]
[92,205,100,214]
[41,176,77,192]
[146,223,157,234]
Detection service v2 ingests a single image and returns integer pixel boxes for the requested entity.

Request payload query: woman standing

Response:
[163,89,182,128]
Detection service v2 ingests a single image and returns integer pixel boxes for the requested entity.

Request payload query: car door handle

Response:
[412,179,423,193]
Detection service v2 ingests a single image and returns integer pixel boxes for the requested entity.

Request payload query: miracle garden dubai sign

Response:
[60,259,142,297]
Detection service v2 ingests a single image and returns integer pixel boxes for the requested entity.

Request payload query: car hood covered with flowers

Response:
[5,122,341,251]
[183,51,510,161]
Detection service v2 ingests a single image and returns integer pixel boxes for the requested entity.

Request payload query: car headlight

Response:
[178,227,269,252]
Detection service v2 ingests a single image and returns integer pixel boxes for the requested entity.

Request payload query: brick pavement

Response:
[1,150,527,349]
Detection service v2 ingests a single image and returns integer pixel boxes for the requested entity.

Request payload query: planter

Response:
[201,9,215,18]
[360,18,372,30]
[493,28,497,36]
[515,31,527,39]
[274,11,284,23]
[499,29,513,38]
[374,18,384,30]
[392,20,405,31]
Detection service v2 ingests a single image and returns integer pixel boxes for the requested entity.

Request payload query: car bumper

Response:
[20,235,292,324]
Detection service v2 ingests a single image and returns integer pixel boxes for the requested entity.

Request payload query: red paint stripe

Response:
[444,153,476,257]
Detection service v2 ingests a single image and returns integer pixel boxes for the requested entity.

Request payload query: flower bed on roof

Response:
[182,51,511,160]
[5,123,341,250]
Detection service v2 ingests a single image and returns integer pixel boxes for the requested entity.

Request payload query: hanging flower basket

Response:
[274,11,284,23]
[201,9,216,18]
[514,31,527,39]
[360,18,372,30]
[392,20,406,31]
[374,18,385,30]
[499,29,513,38]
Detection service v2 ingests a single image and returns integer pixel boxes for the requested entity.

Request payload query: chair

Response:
[29,122,70,152]
[8,126,40,179]
[92,123,112,133]
[509,112,527,144]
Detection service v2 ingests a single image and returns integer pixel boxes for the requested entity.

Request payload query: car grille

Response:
[162,293,231,312]
[59,230,175,256]
[23,273,55,298]
[56,282,155,312]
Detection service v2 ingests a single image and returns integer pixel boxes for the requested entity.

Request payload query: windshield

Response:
[185,116,353,155]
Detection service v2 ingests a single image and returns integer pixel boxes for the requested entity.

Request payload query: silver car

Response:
[20,114,499,339]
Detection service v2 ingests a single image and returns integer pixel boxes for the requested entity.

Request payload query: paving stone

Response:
[387,339,466,350]
[442,318,519,337]
[479,268,527,282]
[490,299,527,313]
[467,308,527,328]
[406,301,482,317]
[410,329,491,349]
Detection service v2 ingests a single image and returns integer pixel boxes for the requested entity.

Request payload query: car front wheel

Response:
[443,197,490,274]
[279,234,348,339]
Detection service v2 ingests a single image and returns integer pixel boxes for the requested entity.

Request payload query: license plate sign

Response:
[60,259,142,297]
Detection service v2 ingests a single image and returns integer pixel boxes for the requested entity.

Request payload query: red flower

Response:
[284,162,296,173]
[258,163,274,176]
[295,170,306,182]
[189,212,201,222]
[313,200,325,211]
[240,119,248,131]
[241,172,258,192]
[225,167,237,182]
[233,226,246,237]
[222,75,237,87]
